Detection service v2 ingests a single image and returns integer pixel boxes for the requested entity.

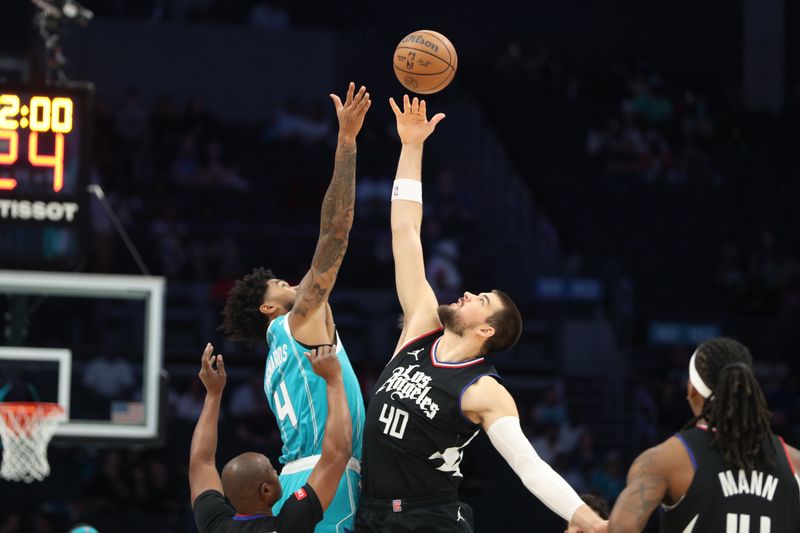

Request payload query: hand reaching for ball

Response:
[389,94,446,145]
[330,82,371,144]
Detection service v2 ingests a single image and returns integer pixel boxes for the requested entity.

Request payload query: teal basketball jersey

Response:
[265,313,365,464]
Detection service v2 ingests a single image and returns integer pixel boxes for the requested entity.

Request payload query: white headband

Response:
[689,351,713,399]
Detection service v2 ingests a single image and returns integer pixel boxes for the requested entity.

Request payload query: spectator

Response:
[85,451,131,511]
[589,452,625,503]
[171,380,208,421]
[82,354,135,399]
[533,384,570,427]
[426,239,462,303]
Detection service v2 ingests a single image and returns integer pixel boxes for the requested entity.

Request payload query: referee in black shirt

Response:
[189,343,352,533]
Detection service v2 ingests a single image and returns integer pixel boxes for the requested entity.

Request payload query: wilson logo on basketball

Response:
[400,34,440,53]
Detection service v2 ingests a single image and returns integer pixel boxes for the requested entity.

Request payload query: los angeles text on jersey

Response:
[718,469,780,501]
[375,364,440,419]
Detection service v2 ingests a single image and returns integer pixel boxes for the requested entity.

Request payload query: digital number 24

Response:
[0,131,65,192]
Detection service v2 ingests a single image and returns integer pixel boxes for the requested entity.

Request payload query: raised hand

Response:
[198,343,226,397]
[389,94,446,145]
[305,344,342,383]
[330,82,372,143]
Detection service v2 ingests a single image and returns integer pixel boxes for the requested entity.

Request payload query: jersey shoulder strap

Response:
[674,426,712,469]
[266,313,287,344]
[396,326,444,354]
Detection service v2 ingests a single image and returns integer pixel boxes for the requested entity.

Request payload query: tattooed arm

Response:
[608,446,669,533]
[289,83,371,346]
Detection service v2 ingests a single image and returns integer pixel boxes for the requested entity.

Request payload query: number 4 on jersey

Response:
[274,381,298,427]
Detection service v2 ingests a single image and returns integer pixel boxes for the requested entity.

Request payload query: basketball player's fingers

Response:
[403,94,410,112]
[389,97,401,116]
[345,82,355,105]
[215,354,225,376]
[304,349,317,364]
[411,96,419,113]
[419,99,427,117]
[356,93,370,112]
[329,93,343,111]
[362,98,372,114]
[354,85,366,104]
[430,113,446,128]
[201,345,213,368]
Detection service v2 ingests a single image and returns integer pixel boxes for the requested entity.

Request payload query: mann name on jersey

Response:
[718,469,780,501]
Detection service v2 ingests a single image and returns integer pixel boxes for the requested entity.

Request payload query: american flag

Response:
[111,401,145,425]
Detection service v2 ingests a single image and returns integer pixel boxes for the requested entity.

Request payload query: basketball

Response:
[393,30,458,94]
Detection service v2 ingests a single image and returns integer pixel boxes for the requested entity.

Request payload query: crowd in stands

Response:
[480,41,800,321]
[2,20,799,531]
[89,86,479,295]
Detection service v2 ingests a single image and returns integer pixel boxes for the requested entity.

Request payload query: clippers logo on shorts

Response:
[293,488,307,501]
[375,364,439,420]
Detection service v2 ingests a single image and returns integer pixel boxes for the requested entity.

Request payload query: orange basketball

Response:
[393,30,458,95]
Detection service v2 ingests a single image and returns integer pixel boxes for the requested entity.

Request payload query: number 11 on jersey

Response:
[726,513,771,533]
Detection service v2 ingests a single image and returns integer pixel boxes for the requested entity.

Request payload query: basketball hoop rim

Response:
[0,402,65,419]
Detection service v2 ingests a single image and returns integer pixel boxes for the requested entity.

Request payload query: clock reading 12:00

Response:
[0,83,93,270]
[0,94,75,192]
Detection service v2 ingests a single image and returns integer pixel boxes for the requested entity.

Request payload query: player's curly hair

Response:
[219,267,276,347]
[685,337,775,472]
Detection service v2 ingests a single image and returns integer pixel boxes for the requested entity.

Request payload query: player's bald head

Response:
[221,452,281,511]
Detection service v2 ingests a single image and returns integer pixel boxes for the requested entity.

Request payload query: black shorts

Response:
[355,491,474,533]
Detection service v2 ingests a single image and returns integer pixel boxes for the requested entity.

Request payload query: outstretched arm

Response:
[389,95,446,352]
[304,345,352,511]
[608,447,669,533]
[290,83,371,345]
[189,343,227,505]
[461,378,607,533]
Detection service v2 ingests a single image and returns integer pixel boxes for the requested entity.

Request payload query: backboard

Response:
[0,270,164,441]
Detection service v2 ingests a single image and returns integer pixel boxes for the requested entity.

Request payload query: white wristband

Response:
[391,179,422,204]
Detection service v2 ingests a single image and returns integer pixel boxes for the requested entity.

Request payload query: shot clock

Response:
[0,83,93,269]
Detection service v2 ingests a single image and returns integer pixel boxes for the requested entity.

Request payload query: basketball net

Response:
[0,402,65,483]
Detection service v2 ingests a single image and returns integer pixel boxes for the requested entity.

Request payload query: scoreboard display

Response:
[0,84,93,269]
